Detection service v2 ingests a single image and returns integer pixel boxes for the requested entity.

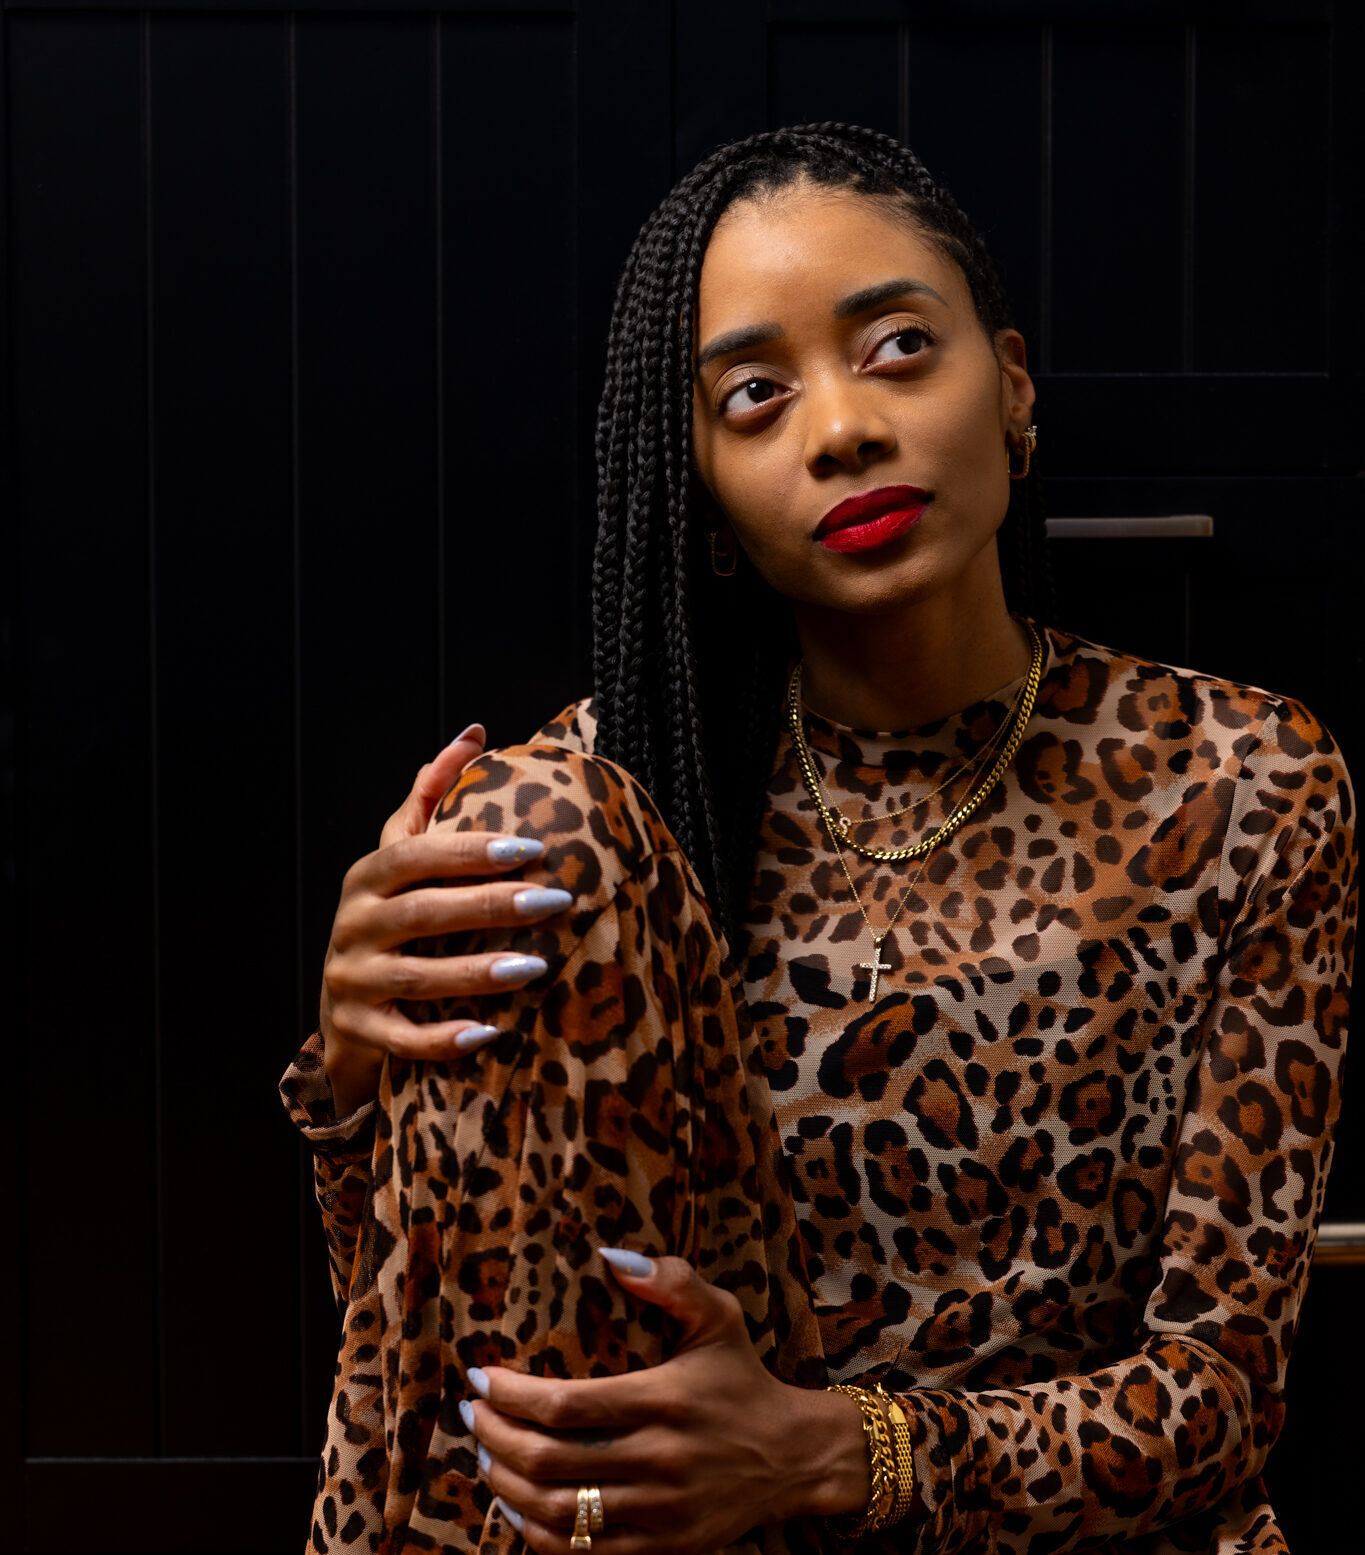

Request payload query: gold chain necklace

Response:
[786,618,1044,864]
[789,619,1045,1000]
[808,665,1032,842]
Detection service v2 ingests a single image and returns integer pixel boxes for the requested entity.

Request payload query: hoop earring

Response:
[1007,425,1037,481]
[709,525,737,577]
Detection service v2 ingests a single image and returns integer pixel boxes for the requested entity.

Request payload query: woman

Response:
[281,125,1356,1554]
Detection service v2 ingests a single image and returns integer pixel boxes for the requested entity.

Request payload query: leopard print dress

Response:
[281,620,1356,1554]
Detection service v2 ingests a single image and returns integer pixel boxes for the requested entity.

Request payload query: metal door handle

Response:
[1314,1222,1365,1266]
[1046,515,1214,539]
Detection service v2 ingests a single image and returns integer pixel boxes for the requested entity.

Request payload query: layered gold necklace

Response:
[786,619,1045,1001]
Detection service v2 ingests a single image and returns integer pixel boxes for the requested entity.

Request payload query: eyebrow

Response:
[695,277,949,372]
[834,277,948,317]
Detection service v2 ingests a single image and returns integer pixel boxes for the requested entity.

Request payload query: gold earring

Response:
[708,526,737,577]
[1007,425,1037,481]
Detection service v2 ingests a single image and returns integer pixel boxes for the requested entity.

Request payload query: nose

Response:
[802,373,897,475]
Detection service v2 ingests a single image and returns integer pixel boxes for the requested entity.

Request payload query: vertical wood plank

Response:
[8,15,158,1455]
[1050,22,1185,372]
[146,13,297,1454]
[440,17,580,746]
[901,21,1044,353]
[294,15,439,1039]
[674,0,767,174]
[767,22,900,138]
[1193,22,1329,371]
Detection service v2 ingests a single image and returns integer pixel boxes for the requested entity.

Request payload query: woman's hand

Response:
[319,723,571,1114]
[463,1255,871,1555]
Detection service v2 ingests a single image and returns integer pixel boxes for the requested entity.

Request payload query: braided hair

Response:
[590,123,1056,950]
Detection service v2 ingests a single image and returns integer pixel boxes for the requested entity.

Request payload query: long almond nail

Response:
[513,887,572,919]
[454,1025,499,1053]
[491,955,548,986]
[487,836,545,866]
[447,722,485,748]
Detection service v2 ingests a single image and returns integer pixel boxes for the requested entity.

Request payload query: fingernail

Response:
[454,1025,500,1053]
[497,1500,525,1535]
[487,836,545,866]
[447,722,485,748]
[513,887,572,919]
[491,955,548,986]
[600,1246,655,1278]
[459,1399,476,1433]
[477,1444,492,1477]
[467,1367,490,1398]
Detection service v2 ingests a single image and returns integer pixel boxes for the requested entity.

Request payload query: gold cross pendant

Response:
[856,933,892,1002]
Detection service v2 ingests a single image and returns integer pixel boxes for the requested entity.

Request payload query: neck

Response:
[793,563,1030,733]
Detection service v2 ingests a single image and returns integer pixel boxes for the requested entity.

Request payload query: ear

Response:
[994,329,1036,439]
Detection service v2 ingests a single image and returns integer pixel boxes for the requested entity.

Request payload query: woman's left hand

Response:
[463,1253,869,1555]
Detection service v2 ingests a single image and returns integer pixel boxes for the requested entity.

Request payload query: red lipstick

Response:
[815,485,930,554]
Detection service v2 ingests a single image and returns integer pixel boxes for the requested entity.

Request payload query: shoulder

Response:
[1039,621,1345,770]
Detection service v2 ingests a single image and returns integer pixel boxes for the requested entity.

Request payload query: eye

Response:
[718,376,783,418]
[867,325,933,365]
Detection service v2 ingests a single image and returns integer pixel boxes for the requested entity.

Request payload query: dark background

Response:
[3,1,1361,1549]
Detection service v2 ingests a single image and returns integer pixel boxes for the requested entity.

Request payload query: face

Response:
[690,184,1035,619]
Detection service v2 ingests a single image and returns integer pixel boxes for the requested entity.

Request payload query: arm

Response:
[881,701,1356,1553]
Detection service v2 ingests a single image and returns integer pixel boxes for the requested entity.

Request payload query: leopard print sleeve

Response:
[881,697,1357,1555]
[279,1031,379,1313]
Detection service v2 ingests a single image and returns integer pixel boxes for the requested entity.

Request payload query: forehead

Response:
[696,187,969,325]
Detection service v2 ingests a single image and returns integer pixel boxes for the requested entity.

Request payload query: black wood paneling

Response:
[10,15,160,1460]
[148,14,300,1456]
[5,0,1361,1545]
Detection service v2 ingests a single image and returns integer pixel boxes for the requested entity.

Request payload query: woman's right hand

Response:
[319,723,569,1115]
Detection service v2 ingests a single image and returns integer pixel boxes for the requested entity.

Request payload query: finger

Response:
[483,1465,654,1535]
[348,879,573,950]
[339,1007,505,1060]
[598,1252,744,1349]
[471,1403,651,1489]
[332,950,550,1008]
[380,724,486,847]
[496,1501,661,1555]
[345,829,546,898]
[469,1365,658,1434]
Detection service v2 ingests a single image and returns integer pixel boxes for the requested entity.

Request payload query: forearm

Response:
[884,1334,1262,1554]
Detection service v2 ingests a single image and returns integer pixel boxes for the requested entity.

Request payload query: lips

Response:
[815,484,930,554]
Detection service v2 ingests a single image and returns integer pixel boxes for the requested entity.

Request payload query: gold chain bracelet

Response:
[876,1385,915,1526]
[827,1384,903,1537]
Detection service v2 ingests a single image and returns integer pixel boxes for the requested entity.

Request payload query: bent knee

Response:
[432,742,675,913]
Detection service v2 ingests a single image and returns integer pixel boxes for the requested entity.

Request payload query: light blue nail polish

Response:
[600,1246,656,1278]
[497,1500,525,1535]
[477,1444,492,1477]
[487,836,545,865]
[467,1367,490,1398]
[454,1024,500,1053]
[491,954,548,985]
[513,887,573,919]
[459,1398,476,1433]
[447,722,484,749]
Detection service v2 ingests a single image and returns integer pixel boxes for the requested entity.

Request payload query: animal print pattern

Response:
[282,620,1356,1553]
[283,742,826,1555]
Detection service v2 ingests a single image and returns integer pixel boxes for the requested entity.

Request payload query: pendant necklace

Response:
[787,618,1045,1001]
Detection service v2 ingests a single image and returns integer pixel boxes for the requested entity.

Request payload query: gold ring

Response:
[587,1485,605,1534]
[571,1486,594,1551]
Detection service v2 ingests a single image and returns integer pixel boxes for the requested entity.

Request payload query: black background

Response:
[3,1,1361,1548]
